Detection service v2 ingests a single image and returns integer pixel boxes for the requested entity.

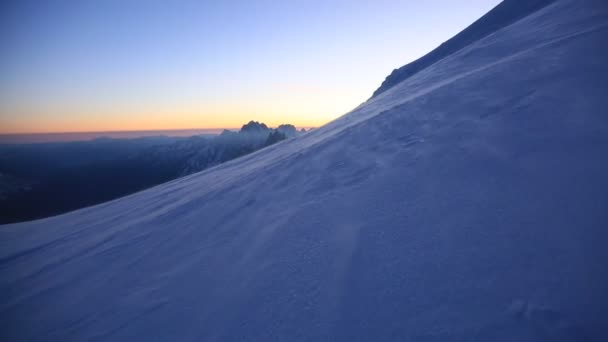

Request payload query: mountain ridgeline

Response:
[0,121,304,223]
[140,121,302,177]
[371,0,556,98]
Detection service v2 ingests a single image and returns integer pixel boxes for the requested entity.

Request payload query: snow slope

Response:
[2,0,608,340]
[371,0,556,98]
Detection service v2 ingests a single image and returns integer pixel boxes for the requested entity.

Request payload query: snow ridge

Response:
[371,0,556,98]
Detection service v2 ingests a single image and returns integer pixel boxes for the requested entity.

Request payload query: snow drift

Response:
[2,0,608,340]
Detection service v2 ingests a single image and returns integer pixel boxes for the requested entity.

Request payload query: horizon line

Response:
[0,125,318,136]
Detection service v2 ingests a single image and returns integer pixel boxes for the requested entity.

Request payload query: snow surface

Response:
[2,0,608,340]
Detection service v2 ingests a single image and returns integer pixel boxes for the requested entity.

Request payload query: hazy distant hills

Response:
[0,121,303,223]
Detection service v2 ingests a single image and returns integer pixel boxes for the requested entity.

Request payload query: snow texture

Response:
[2,0,608,340]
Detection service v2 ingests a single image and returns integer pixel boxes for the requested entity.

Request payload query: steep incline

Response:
[372,0,556,98]
[2,0,608,340]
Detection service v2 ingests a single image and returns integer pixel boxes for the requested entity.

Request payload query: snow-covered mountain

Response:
[2,0,608,340]
[134,121,294,177]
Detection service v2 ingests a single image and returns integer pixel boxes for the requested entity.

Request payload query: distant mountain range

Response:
[0,121,306,223]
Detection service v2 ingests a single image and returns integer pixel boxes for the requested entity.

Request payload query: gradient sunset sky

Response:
[0,0,500,134]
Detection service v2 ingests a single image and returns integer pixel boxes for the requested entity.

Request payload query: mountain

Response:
[0,123,298,223]
[141,121,296,177]
[2,0,608,340]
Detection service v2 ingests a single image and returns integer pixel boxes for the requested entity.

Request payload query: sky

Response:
[0,0,501,134]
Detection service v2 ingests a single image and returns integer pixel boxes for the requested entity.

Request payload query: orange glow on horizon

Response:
[0,81,363,135]
[0,109,330,135]
[0,96,356,134]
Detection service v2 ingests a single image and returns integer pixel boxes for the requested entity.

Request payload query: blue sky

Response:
[0,0,501,133]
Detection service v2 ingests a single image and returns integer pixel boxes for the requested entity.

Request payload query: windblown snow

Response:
[2,0,608,340]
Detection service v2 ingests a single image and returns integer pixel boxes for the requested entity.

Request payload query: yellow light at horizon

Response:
[0,106,344,135]
[0,84,363,134]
